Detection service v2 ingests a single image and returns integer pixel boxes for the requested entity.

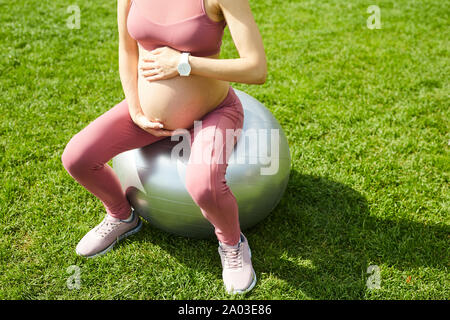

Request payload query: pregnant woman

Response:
[61,0,266,295]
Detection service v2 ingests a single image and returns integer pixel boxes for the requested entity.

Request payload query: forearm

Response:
[118,46,141,121]
[189,55,267,85]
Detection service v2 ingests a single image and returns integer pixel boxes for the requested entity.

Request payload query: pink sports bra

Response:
[127,0,227,57]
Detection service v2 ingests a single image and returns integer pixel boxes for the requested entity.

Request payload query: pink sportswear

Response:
[127,0,226,56]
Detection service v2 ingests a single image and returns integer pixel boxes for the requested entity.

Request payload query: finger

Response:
[137,115,165,129]
[142,66,161,73]
[158,130,175,136]
[146,74,165,82]
[171,128,189,136]
[148,129,174,137]
[143,120,164,129]
[140,63,158,71]
[142,68,161,77]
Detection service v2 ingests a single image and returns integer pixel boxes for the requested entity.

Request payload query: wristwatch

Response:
[177,52,191,76]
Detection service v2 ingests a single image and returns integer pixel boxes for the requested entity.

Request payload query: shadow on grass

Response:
[250,169,448,299]
[128,168,448,299]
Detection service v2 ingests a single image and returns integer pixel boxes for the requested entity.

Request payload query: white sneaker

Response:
[218,233,257,294]
[75,209,142,258]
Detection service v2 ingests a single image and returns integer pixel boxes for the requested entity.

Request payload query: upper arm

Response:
[117,0,137,51]
[217,0,266,65]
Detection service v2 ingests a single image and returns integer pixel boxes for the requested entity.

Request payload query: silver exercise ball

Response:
[112,89,291,238]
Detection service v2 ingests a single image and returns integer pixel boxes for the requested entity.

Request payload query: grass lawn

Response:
[0,0,448,299]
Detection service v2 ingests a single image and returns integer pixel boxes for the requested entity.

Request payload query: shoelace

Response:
[220,245,243,270]
[94,218,122,238]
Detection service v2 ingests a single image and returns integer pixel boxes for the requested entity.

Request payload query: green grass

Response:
[0,0,448,299]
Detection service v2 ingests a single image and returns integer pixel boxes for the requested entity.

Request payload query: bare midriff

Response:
[137,45,230,131]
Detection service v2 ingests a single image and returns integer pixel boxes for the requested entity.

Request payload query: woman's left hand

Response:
[139,46,181,82]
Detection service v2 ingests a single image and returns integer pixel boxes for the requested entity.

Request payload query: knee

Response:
[61,142,80,175]
[61,138,92,176]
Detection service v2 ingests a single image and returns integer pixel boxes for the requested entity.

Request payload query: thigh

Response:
[188,102,244,168]
[66,99,166,164]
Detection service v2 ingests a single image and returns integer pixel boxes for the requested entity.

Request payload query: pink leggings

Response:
[61,86,244,245]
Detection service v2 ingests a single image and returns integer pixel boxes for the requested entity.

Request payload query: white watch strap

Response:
[180,52,190,64]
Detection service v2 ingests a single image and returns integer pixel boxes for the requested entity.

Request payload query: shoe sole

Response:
[76,219,143,259]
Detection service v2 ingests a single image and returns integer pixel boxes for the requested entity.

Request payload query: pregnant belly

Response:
[138,73,229,131]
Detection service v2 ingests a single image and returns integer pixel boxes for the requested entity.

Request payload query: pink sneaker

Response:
[75,209,142,258]
[218,233,257,294]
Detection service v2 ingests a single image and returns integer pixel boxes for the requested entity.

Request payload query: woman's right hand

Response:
[131,112,174,137]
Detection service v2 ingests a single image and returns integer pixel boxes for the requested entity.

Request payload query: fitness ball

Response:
[112,89,291,238]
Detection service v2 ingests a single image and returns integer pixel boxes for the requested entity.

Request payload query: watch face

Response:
[178,63,191,76]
